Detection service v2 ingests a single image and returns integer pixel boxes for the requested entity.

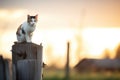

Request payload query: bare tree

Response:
[115,44,120,59]
[103,49,110,59]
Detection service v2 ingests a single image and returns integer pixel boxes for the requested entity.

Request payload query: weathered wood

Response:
[0,56,5,80]
[35,44,43,80]
[4,59,12,80]
[12,64,16,80]
[12,42,43,80]
[17,60,40,80]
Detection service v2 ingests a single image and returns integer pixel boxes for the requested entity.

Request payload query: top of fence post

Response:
[11,42,43,80]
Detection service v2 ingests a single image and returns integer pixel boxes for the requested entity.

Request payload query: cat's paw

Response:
[15,41,27,44]
[26,41,32,43]
[14,41,22,44]
[14,41,19,44]
[27,42,32,43]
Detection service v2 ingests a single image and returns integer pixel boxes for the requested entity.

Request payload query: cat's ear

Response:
[35,14,38,21]
[35,14,38,17]
[35,14,38,19]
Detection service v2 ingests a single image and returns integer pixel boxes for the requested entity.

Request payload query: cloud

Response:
[0,0,44,9]
[0,0,72,9]
[0,0,120,27]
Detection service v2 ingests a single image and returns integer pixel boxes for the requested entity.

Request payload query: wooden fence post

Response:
[12,42,43,80]
[35,43,43,80]
[4,59,12,80]
[0,56,5,80]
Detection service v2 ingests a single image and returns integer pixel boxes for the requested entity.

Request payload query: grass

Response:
[43,69,120,80]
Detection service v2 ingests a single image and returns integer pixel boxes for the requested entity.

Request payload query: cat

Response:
[16,14,38,43]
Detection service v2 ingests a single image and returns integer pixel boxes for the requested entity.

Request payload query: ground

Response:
[43,68,120,80]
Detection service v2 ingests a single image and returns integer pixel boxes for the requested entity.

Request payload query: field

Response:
[43,69,120,80]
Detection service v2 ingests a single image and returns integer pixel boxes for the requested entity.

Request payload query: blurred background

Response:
[0,0,120,80]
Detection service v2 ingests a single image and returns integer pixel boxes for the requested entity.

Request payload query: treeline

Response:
[104,44,120,59]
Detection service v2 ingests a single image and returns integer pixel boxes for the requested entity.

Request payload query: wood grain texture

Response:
[12,42,43,80]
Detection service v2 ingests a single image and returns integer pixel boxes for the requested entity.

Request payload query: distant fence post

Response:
[65,42,70,80]
[12,42,43,80]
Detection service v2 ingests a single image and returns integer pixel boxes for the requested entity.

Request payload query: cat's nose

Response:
[32,23,36,26]
[31,22,34,24]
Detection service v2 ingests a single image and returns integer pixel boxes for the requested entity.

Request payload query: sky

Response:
[0,0,120,68]
[1,0,120,27]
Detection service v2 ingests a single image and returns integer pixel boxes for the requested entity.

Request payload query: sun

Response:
[32,28,77,67]
[33,29,75,55]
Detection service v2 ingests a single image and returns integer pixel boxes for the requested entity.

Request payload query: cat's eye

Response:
[30,19,37,22]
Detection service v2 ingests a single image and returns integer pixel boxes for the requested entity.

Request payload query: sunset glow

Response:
[82,28,120,58]
[0,0,120,68]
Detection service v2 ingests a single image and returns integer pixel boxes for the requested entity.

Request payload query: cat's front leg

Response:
[29,33,33,41]
[25,34,32,43]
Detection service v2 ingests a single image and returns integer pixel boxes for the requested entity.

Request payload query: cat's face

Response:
[27,14,38,26]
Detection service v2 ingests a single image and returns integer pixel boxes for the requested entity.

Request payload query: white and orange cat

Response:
[16,14,38,43]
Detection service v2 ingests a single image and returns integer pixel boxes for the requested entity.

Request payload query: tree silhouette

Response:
[115,44,120,59]
[103,49,110,59]
[75,35,83,60]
